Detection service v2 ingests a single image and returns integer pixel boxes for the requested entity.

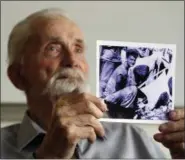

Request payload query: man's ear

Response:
[7,64,26,91]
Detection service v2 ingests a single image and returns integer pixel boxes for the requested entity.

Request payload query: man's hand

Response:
[154,108,185,159]
[35,93,107,159]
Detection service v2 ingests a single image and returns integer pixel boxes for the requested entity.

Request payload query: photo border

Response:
[96,40,176,124]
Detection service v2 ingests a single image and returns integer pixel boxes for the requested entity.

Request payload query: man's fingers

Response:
[63,114,105,137]
[159,119,185,133]
[56,100,104,119]
[154,132,185,143]
[61,122,97,144]
[75,126,97,143]
[82,93,108,112]
[77,114,105,137]
[169,108,185,121]
[84,101,104,119]
[55,93,108,117]
[56,105,77,117]
[71,101,104,119]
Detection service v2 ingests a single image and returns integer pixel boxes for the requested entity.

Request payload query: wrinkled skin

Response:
[154,108,185,158]
[36,93,107,158]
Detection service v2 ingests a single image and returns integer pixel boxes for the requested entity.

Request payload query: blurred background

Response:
[1,1,184,158]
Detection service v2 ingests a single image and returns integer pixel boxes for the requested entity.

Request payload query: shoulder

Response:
[1,123,21,158]
[1,123,20,139]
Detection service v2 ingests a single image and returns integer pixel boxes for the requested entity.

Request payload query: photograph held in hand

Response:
[97,40,176,124]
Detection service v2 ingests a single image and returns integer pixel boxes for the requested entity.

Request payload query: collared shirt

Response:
[1,111,168,159]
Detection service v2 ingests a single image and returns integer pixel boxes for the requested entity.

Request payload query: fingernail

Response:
[154,134,163,141]
[98,136,107,141]
[100,99,108,111]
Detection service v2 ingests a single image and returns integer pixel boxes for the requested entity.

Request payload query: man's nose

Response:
[61,52,79,68]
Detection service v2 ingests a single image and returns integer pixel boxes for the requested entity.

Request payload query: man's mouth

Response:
[57,75,68,79]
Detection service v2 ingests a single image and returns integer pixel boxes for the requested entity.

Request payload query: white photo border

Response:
[96,40,177,124]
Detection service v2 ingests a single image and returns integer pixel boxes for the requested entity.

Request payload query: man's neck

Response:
[26,94,53,131]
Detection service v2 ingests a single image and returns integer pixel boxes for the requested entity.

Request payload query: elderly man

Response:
[1,8,185,159]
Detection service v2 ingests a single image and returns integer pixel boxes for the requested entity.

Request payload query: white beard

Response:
[43,68,90,99]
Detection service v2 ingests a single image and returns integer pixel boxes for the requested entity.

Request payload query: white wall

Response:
[1,1,184,106]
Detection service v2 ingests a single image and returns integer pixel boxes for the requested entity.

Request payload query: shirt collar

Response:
[17,111,46,151]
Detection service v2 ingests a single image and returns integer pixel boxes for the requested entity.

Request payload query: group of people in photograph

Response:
[99,45,173,120]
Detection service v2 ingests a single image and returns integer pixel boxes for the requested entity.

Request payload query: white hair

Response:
[43,68,90,99]
[7,8,70,66]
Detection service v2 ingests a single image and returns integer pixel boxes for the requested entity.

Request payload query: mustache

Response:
[49,68,85,84]
[42,68,88,98]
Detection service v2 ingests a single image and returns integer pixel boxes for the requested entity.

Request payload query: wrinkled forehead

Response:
[29,16,84,43]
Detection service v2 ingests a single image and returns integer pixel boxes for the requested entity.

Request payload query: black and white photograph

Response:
[97,40,176,123]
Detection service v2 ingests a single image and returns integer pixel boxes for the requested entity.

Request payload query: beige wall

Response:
[1,1,184,105]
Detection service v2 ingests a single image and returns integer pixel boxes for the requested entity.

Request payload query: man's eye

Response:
[75,47,83,54]
[45,44,61,57]
[49,46,57,51]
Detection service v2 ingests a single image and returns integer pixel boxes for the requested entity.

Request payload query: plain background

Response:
[1,1,184,106]
[1,1,184,158]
